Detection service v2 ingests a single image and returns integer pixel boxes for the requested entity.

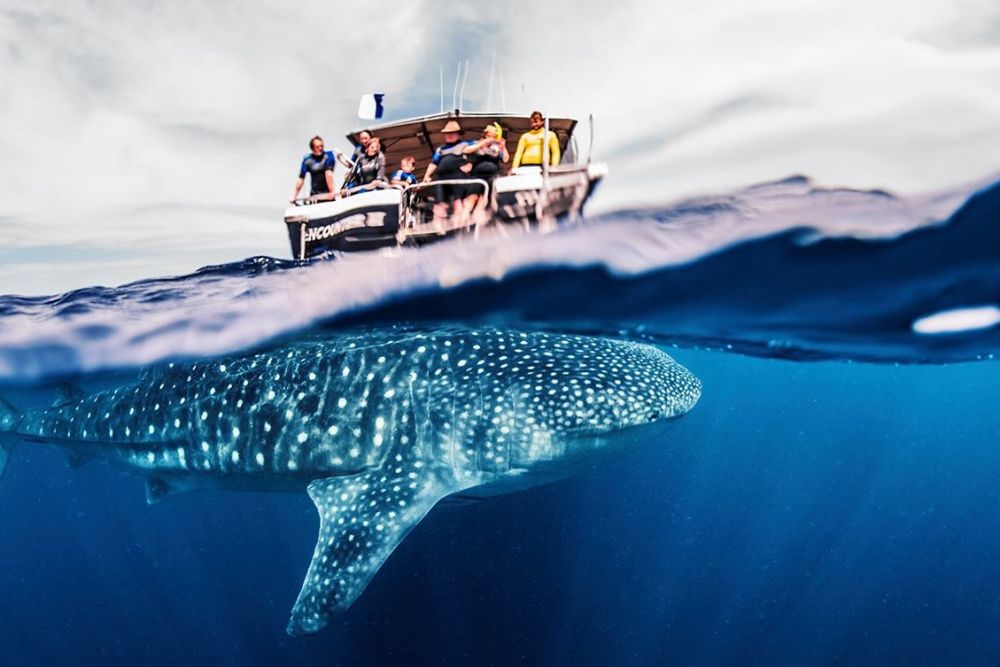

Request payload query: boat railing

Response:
[289,193,338,207]
[397,178,491,243]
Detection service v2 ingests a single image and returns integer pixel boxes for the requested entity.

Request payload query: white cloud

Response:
[490,0,1000,208]
[0,0,999,295]
[0,1,435,215]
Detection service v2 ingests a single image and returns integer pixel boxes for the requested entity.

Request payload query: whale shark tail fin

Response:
[0,438,11,484]
[0,395,19,431]
[286,466,462,637]
[0,396,21,483]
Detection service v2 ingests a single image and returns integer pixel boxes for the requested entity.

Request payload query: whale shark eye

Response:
[646,411,661,422]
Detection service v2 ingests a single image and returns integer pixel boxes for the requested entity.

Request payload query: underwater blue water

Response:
[1,174,999,664]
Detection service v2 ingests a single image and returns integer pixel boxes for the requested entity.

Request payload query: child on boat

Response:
[390,156,418,188]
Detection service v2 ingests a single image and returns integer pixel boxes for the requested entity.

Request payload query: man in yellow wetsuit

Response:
[512,110,561,169]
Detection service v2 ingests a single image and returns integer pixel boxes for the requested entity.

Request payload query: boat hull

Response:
[283,163,606,260]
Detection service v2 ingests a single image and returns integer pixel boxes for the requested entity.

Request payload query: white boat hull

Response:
[283,163,607,260]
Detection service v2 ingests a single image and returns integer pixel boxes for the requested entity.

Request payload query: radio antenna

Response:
[451,61,461,111]
[499,69,507,112]
[487,50,497,110]
[459,59,470,111]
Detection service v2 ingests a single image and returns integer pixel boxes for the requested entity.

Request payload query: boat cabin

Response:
[346,111,581,181]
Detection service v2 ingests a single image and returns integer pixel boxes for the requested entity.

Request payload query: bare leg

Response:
[432,202,448,233]
[473,191,491,224]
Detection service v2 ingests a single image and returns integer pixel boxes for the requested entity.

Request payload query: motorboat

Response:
[283,111,608,259]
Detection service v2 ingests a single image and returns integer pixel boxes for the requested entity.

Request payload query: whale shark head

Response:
[500,335,701,469]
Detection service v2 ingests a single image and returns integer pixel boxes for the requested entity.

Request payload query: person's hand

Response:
[423,175,432,183]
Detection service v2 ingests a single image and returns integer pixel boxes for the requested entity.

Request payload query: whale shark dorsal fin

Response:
[287,466,459,636]
[51,382,88,409]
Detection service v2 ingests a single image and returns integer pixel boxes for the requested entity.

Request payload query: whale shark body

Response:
[0,326,701,635]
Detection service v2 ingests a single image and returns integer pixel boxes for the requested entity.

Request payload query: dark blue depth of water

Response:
[1,350,998,665]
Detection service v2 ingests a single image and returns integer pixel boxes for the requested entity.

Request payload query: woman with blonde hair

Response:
[463,122,509,220]
[342,136,386,195]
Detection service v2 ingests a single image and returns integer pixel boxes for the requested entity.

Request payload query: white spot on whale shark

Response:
[0,326,700,637]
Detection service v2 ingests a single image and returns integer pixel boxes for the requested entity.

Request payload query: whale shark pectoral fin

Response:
[67,450,99,469]
[287,466,457,637]
[145,477,176,504]
[144,473,219,504]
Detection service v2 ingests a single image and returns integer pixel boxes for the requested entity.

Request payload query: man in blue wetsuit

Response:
[290,136,336,202]
[422,120,477,220]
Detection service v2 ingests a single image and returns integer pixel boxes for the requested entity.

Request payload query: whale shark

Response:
[0,326,701,636]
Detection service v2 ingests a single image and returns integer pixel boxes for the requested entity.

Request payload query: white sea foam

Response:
[912,306,1000,335]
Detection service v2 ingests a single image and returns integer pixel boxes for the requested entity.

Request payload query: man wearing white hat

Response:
[422,119,477,221]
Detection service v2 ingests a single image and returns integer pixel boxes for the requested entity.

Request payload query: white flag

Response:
[357,94,385,120]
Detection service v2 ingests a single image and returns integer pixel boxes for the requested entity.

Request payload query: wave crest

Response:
[1,174,998,381]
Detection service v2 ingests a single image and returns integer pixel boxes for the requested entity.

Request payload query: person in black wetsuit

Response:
[290,136,336,202]
[333,129,372,185]
[342,136,386,195]
[335,129,372,167]
[463,122,509,221]
[422,119,476,221]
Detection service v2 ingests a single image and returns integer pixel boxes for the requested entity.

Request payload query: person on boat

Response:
[462,122,509,221]
[342,136,386,196]
[390,156,418,188]
[290,135,336,202]
[333,129,372,190]
[334,129,372,169]
[511,111,560,170]
[423,119,476,220]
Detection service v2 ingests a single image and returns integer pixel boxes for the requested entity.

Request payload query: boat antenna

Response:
[439,65,444,114]
[451,61,461,111]
[501,70,508,112]
[459,59,470,111]
[487,50,496,110]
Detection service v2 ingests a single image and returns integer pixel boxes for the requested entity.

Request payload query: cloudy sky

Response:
[1,0,999,294]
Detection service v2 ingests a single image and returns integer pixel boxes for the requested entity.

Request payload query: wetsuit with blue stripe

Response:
[298,151,336,195]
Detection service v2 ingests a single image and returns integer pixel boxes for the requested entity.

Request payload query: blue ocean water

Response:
[1,174,999,664]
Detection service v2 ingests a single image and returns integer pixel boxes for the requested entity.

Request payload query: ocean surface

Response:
[1,173,999,665]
